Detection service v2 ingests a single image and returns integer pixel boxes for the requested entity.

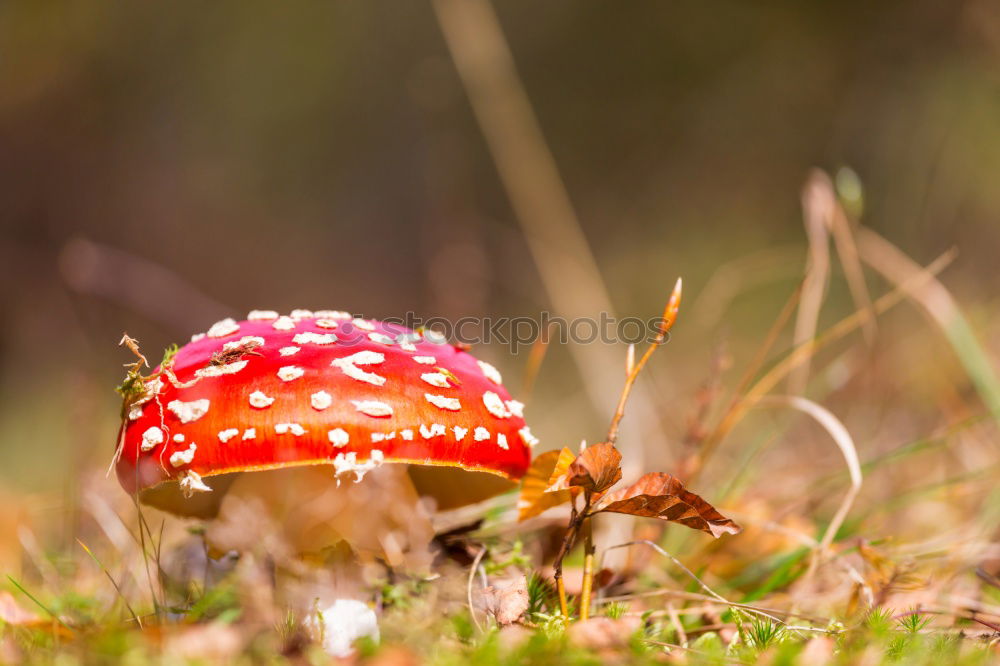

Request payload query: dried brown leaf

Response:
[549,442,622,494]
[479,576,529,626]
[517,449,576,522]
[595,473,740,538]
[568,442,622,493]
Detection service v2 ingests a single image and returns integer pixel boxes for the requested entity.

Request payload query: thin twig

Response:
[607,343,661,445]
[607,278,682,444]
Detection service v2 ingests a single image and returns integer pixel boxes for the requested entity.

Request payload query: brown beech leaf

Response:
[566,442,622,493]
[518,449,577,522]
[548,442,622,493]
[594,473,741,538]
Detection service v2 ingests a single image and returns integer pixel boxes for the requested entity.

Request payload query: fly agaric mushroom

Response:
[115,311,536,558]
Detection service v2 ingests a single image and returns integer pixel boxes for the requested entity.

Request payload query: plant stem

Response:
[552,494,596,625]
[556,577,569,622]
[606,342,660,444]
[552,501,579,625]
[606,277,682,444]
[579,516,595,621]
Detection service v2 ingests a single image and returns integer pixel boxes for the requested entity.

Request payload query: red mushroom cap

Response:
[116,311,537,504]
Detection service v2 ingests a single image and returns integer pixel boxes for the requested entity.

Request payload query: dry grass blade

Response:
[77,539,142,627]
[756,396,862,554]
[434,2,687,570]
[827,186,877,346]
[697,248,956,474]
[126,495,167,615]
[467,546,488,633]
[789,171,833,395]
[18,527,61,592]
[432,0,656,443]
[734,285,804,404]
[6,576,73,633]
[665,602,688,647]
[856,227,1000,424]
[687,283,801,480]
[594,474,741,538]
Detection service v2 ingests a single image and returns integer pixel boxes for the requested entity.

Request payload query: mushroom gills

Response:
[405,464,516,511]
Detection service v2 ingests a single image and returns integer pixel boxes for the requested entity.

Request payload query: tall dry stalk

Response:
[433,0,669,562]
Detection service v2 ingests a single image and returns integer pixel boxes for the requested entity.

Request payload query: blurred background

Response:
[2,0,1000,558]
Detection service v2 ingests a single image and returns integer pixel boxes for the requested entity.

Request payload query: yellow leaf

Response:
[518,450,576,521]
